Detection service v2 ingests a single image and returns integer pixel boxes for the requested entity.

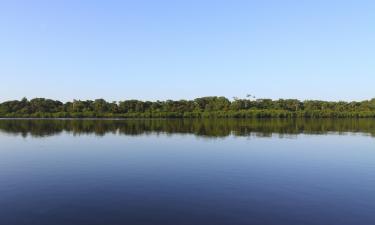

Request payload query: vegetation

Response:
[1,97,375,118]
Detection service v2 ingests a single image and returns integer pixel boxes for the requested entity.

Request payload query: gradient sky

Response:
[1,0,374,102]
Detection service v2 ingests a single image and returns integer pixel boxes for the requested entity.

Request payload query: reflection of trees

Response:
[0,119,374,138]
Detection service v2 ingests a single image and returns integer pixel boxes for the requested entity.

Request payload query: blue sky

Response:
[0,0,374,102]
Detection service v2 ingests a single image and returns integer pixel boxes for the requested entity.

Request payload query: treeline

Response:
[1,97,375,118]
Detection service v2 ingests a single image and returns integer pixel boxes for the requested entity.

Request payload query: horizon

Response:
[1,1,374,102]
[2,95,375,104]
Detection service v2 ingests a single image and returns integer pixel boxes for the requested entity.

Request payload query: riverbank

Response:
[1,109,375,118]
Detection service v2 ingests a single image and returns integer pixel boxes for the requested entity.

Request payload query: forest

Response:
[1,97,375,118]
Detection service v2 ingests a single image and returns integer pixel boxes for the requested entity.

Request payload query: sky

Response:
[0,0,374,102]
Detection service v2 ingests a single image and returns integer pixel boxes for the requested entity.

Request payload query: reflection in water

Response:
[1,119,375,138]
[1,119,375,225]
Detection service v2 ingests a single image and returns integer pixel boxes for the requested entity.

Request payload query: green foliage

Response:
[1,97,375,118]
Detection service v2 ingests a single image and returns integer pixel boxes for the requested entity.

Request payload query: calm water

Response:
[0,119,374,225]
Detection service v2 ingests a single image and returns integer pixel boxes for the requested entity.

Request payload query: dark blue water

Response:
[0,119,374,225]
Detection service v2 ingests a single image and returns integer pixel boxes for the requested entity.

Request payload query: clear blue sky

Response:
[0,0,374,102]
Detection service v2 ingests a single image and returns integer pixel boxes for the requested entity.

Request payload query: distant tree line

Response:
[1,97,375,118]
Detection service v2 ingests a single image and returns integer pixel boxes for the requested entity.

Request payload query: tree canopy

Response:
[1,97,375,118]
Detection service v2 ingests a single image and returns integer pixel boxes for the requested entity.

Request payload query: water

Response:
[0,119,374,225]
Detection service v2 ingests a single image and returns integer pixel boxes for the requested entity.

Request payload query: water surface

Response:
[0,119,374,225]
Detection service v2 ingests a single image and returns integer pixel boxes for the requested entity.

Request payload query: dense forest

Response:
[1,97,375,118]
